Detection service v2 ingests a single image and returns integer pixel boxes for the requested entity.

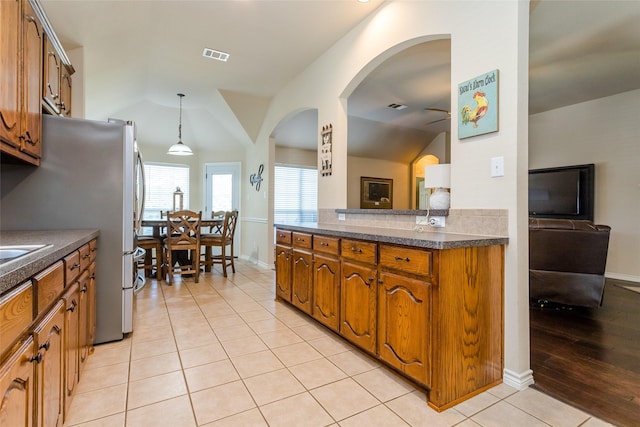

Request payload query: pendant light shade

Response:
[167,93,193,156]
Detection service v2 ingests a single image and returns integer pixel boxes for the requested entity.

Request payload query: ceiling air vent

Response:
[202,48,230,62]
[387,103,408,110]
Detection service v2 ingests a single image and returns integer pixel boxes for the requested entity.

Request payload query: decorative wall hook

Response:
[250,164,264,191]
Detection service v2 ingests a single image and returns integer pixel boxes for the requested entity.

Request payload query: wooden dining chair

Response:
[209,210,225,234]
[137,235,162,280]
[162,210,201,285]
[201,210,238,277]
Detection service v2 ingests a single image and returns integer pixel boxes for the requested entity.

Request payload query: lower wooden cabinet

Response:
[275,244,292,301]
[0,238,97,426]
[0,337,36,427]
[312,253,340,331]
[33,300,65,427]
[291,249,312,314]
[378,271,431,385]
[78,270,90,368]
[340,261,377,353]
[62,282,79,416]
[274,227,504,411]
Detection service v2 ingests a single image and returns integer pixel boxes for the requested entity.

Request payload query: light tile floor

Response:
[63,260,616,427]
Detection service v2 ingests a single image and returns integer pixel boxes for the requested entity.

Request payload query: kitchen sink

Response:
[0,244,51,264]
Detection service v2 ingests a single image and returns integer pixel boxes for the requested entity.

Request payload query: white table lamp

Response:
[424,164,451,210]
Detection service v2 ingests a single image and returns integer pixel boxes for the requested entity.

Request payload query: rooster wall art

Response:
[461,91,489,128]
[457,69,499,139]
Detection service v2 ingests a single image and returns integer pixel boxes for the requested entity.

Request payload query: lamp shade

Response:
[167,141,193,156]
[424,164,450,189]
[168,93,194,156]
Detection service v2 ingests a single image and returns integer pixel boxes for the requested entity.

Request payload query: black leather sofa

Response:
[529,218,611,307]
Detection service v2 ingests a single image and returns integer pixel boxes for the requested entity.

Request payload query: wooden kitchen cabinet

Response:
[0,337,36,427]
[33,299,65,427]
[275,244,292,302]
[378,271,430,385]
[291,249,312,314]
[274,226,504,411]
[377,244,433,386]
[86,261,97,352]
[312,253,341,331]
[275,229,293,302]
[59,70,72,117]
[312,234,340,331]
[77,270,90,369]
[61,282,79,417]
[340,260,377,353]
[0,0,43,165]
[43,33,61,115]
[1,0,73,165]
[0,237,98,426]
[291,232,313,314]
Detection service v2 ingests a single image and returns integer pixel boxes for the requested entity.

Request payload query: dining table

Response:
[140,217,223,238]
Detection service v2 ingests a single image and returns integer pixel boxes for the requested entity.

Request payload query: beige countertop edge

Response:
[0,229,100,294]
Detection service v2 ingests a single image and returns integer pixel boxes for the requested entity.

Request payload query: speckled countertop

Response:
[274,222,508,249]
[0,229,99,294]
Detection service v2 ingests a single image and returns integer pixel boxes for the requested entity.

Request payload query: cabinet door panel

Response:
[378,271,430,386]
[62,282,80,417]
[0,337,35,427]
[34,300,65,427]
[0,0,21,147]
[312,254,340,330]
[21,0,43,160]
[292,250,312,314]
[275,245,292,301]
[340,261,376,353]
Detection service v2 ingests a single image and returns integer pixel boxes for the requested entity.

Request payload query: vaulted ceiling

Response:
[41,0,640,162]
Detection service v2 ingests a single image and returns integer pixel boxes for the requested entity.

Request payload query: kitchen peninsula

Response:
[274,221,507,411]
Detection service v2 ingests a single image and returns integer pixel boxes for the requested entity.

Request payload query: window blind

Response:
[274,165,317,223]
[143,162,190,216]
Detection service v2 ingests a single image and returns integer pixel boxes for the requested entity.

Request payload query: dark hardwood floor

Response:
[530,279,640,427]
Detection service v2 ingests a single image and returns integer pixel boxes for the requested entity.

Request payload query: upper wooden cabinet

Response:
[0,0,43,165]
[43,34,61,115]
[1,0,73,165]
[43,32,72,116]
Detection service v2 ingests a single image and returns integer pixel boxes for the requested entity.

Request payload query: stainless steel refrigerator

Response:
[0,114,141,343]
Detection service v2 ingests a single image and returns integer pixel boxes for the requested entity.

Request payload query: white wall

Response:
[529,89,640,281]
[249,1,532,386]
[138,143,245,216]
[347,156,410,209]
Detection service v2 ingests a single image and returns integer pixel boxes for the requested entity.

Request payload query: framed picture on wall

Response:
[458,69,499,139]
[360,177,393,209]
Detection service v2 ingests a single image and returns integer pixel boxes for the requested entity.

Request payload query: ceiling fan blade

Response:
[424,117,450,126]
[424,107,450,113]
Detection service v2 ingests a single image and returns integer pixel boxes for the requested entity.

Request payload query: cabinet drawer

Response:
[64,251,81,286]
[341,239,377,265]
[0,282,33,353]
[89,239,98,262]
[293,232,312,249]
[275,229,292,245]
[313,235,340,255]
[79,243,91,271]
[33,261,64,312]
[380,245,432,277]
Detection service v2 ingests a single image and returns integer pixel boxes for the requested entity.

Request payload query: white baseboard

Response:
[503,368,534,390]
[606,272,640,283]
[240,254,272,270]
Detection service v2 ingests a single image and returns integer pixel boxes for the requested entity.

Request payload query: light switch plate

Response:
[491,156,504,177]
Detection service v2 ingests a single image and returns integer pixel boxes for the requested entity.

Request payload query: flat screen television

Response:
[528,164,595,221]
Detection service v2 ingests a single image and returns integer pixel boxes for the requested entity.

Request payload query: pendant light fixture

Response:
[167,93,193,156]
